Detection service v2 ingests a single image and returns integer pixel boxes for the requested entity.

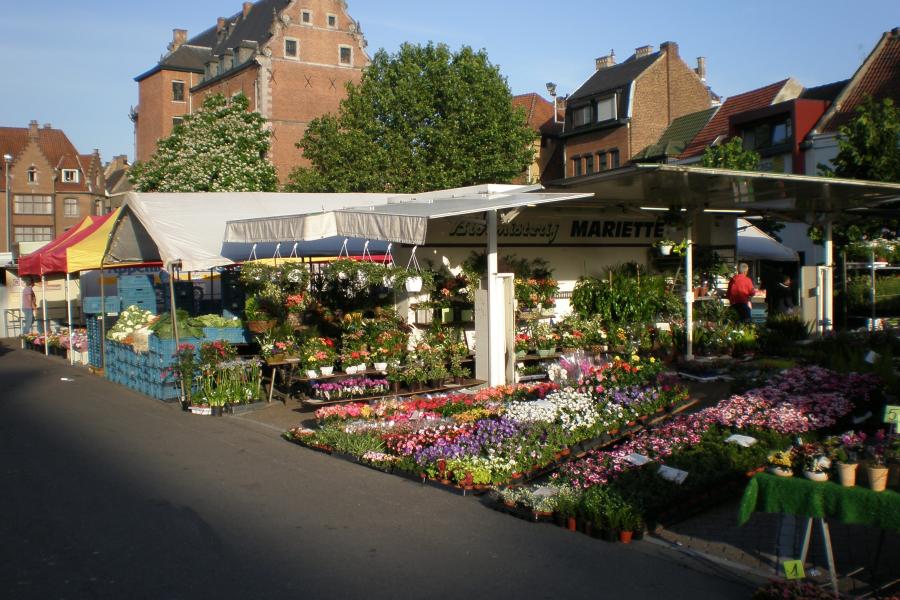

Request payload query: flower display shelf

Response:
[298,379,486,407]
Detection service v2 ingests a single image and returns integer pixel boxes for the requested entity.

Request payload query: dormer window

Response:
[596,95,616,122]
[27,167,37,183]
[61,169,79,183]
[572,105,592,127]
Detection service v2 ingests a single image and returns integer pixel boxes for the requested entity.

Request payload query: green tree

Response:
[811,96,900,246]
[822,96,900,182]
[286,43,536,193]
[701,137,785,239]
[701,136,760,170]
[130,93,278,192]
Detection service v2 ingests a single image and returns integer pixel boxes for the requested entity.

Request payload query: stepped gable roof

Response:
[679,79,792,159]
[0,125,89,192]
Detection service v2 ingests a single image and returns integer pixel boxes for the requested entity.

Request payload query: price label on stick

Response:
[884,405,900,432]
[783,560,805,580]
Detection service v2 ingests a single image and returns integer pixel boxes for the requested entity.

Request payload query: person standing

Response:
[770,274,797,315]
[726,263,756,323]
[21,278,38,334]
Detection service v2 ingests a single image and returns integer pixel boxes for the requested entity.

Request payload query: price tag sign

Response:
[783,560,805,580]
[626,453,651,466]
[725,434,758,448]
[884,405,900,432]
[658,465,689,484]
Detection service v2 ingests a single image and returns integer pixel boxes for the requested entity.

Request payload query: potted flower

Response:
[533,323,559,358]
[244,296,276,333]
[766,449,794,477]
[828,431,865,487]
[653,239,685,256]
[866,430,890,492]
[302,337,336,377]
[284,293,307,329]
[515,333,531,358]
[799,443,831,482]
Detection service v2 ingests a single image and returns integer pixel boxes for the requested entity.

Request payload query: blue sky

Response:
[1,1,897,162]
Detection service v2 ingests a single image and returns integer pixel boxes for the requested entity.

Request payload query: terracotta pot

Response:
[247,319,276,333]
[619,530,633,544]
[867,466,889,492]
[836,462,857,487]
[566,516,577,532]
[560,448,571,457]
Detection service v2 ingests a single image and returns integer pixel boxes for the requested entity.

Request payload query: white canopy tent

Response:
[736,219,799,262]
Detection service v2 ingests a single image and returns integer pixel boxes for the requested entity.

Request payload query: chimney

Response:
[243,2,253,18]
[595,50,616,70]
[169,29,187,52]
[634,45,653,58]
[217,17,227,32]
[659,41,679,57]
[42,123,52,129]
[28,120,39,140]
[695,57,707,82]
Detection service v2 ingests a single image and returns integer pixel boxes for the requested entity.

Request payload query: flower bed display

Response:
[495,366,883,541]
[284,356,691,489]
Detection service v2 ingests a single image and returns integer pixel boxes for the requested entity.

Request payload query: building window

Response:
[584,155,594,175]
[14,226,54,243]
[596,95,617,122]
[610,149,620,169]
[597,152,608,171]
[13,194,53,215]
[64,197,80,217]
[61,169,79,183]
[572,105,592,128]
[743,118,793,151]
[573,157,583,177]
[284,38,299,59]
[339,45,352,66]
[172,80,185,102]
[301,10,311,23]
[327,13,337,28]
[172,116,184,129]
[27,167,38,183]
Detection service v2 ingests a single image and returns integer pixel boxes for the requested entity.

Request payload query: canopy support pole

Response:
[823,219,834,332]
[870,247,877,331]
[65,272,74,365]
[41,275,49,355]
[684,218,694,361]
[486,209,504,386]
[169,264,180,351]
[100,266,106,371]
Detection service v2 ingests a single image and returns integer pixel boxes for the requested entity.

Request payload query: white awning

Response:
[224,185,594,245]
[737,219,799,262]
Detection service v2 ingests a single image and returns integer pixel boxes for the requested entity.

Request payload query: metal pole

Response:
[823,220,834,332]
[870,248,877,331]
[41,274,49,355]
[65,272,74,365]
[841,249,848,330]
[169,264,180,350]
[3,154,11,253]
[486,209,503,386]
[100,266,106,371]
[684,219,694,360]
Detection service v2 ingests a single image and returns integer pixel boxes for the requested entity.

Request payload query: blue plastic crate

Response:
[83,296,122,314]
[202,327,247,344]
[118,274,155,288]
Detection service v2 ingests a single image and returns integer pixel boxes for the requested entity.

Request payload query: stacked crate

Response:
[104,335,202,401]
[118,274,159,314]
[82,296,121,315]
[86,315,114,368]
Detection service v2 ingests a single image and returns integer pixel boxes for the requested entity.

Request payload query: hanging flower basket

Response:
[405,276,423,293]
[659,244,673,256]
[248,319,277,333]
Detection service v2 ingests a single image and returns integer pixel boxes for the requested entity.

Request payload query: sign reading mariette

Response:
[428,217,666,245]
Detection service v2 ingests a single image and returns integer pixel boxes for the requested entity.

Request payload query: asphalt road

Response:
[0,340,755,599]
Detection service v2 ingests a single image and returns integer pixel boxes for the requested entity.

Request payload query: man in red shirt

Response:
[726,263,756,323]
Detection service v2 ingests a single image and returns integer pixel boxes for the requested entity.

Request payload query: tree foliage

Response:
[701,136,760,170]
[286,43,536,193]
[823,96,900,182]
[130,93,278,192]
[811,96,900,246]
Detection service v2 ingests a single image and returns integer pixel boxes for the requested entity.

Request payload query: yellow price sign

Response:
[783,560,805,580]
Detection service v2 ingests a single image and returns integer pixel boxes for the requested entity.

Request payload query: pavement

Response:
[0,339,757,600]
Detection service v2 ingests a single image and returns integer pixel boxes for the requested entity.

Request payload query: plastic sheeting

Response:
[17,216,97,276]
[737,219,799,262]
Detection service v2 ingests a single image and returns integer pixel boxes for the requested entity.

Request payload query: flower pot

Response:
[344,365,358,375]
[659,244,673,256]
[536,348,555,358]
[516,350,527,358]
[356,363,367,373]
[305,369,318,379]
[768,466,793,477]
[460,309,474,322]
[373,362,388,372]
[268,353,286,364]
[320,366,334,376]
[566,516,577,532]
[440,307,453,323]
[247,319,276,333]
[405,276,423,293]
[836,462,858,487]
[803,471,828,482]
[619,530,633,544]
[391,381,401,393]
[867,466,889,492]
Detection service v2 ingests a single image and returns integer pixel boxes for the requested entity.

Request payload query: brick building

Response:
[560,42,712,179]
[0,121,106,253]
[511,93,563,184]
[133,0,370,181]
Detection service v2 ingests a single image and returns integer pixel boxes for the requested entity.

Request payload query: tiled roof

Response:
[0,125,90,192]
[568,51,661,103]
[161,45,212,72]
[801,79,849,102]
[634,107,718,160]
[512,93,563,136]
[819,29,900,132]
[679,79,793,159]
